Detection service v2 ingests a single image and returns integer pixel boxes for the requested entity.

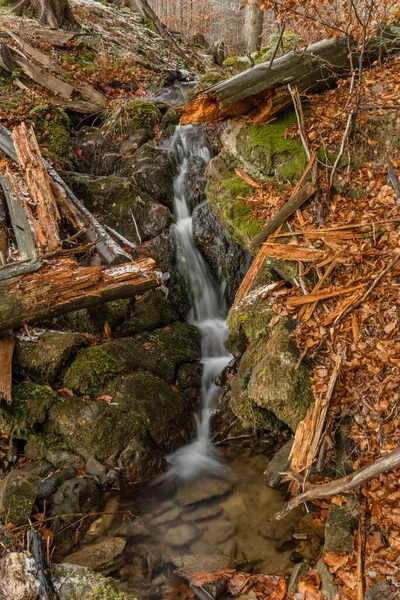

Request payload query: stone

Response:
[316,558,338,600]
[149,506,182,526]
[264,439,294,488]
[119,143,175,208]
[87,497,120,540]
[324,494,360,554]
[75,126,105,174]
[181,504,222,522]
[288,563,310,595]
[176,477,232,506]
[171,554,239,578]
[36,466,77,511]
[0,470,41,526]
[193,201,253,303]
[50,478,101,522]
[52,562,132,599]
[55,299,131,336]
[176,362,203,389]
[335,417,356,476]
[65,537,127,574]
[117,438,167,484]
[46,449,85,470]
[85,457,108,484]
[365,579,398,600]
[119,290,178,336]
[13,333,89,384]
[25,459,53,478]
[0,552,38,600]
[164,524,198,546]
[201,519,236,544]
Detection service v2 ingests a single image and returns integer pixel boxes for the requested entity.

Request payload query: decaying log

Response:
[249,183,317,251]
[27,528,59,600]
[0,190,8,265]
[13,123,61,253]
[0,172,37,261]
[0,123,131,266]
[0,257,158,332]
[0,330,15,403]
[178,27,400,124]
[271,446,400,521]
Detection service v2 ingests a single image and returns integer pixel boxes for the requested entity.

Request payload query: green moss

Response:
[28,105,72,167]
[102,99,162,140]
[0,0,12,7]
[0,383,59,438]
[64,344,124,396]
[227,290,275,342]
[260,31,303,61]
[187,71,228,100]
[144,18,156,32]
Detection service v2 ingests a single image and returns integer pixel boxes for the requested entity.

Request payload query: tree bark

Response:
[27,529,59,600]
[178,27,400,124]
[12,0,80,30]
[244,0,264,54]
[0,257,158,332]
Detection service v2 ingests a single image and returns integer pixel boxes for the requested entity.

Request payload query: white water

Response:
[164,125,232,482]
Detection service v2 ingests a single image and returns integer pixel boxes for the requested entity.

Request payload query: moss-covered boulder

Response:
[205,151,263,250]
[55,299,131,335]
[13,333,89,384]
[118,144,175,209]
[119,290,178,336]
[63,322,200,395]
[102,99,162,142]
[53,563,135,600]
[29,105,73,168]
[186,71,228,100]
[227,288,275,343]
[64,172,170,243]
[223,56,252,72]
[230,317,313,430]
[222,115,307,183]
[0,383,60,438]
[0,470,41,526]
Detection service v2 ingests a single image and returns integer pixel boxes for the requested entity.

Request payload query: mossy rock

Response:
[186,71,228,100]
[63,322,200,395]
[0,470,41,526]
[13,333,89,384]
[205,151,263,250]
[0,383,60,438]
[259,31,303,62]
[64,172,170,243]
[227,287,275,343]
[222,115,307,183]
[222,56,251,72]
[54,299,131,335]
[160,107,180,138]
[102,99,162,142]
[29,105,72,168]
[119,290,178,336]
[53,563,135,600]
[230,318,313,431]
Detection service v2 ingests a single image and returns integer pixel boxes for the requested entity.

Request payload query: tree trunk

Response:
[12,0,80,30]
[0,258,158,332]
[244,0,264,54]
[178,27,399,124]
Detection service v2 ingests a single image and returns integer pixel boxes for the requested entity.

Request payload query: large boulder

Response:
[118,144,175,209]
[119,290,179,336]
[52,562,134,599]
[63,321,200,395]
[0,383,60,438]
[54,299,131,336]
[64,172,170,244]
[193,200,253,303]
[0,470,41,526]
[13,332,89,384]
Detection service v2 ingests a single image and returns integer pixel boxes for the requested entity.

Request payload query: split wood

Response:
[0,330,15,403]
[271,446,400,520]
[269,217,400,238]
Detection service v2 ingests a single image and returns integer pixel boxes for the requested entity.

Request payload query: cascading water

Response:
[164,124,232,482]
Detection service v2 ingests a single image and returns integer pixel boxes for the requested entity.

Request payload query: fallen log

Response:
[0,124,131,266]
[178,27,399,124]
[0,172,37,261]
[271,446,400,521]
[0,257,158,332]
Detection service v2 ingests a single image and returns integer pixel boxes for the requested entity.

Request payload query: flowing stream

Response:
[164,125,232,482]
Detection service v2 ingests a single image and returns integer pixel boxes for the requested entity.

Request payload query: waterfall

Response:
[163,125,232,482]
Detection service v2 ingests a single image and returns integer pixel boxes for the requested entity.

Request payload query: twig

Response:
[270,217,400,238]
[288,85,311,161]
[129,209,142,245]
[266,23,286,72]
[271,446,400,520]
[329,108,355,188]
[104,224,137,252]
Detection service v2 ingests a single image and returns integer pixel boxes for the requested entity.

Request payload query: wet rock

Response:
[149,506,182,526]
[165,523,198,546]
[52,562,132,599]
[75,126,105,174]
[46,449,85,471]
[0,470,41,526]
[65,537,127,574]
[50,478,101,522]
[324,494,360,554]
[335,417,356,476]
[176,477,232,506]
[65,171,170,244]
[288,563,310,595]
[123,543,154,583]
[35,466,77,511]
[54,299,131,336]
[119,144,175,209]
[171,553,239,576]
[117,438,167,484]
[160,107,180,138]
[0,552,38,600]
[85,457,108,484]
[119,290,178,336]
[365,579,397,600]
[13,333,89,384]
[177,362,203,389]
[201,519,236,544]
[264,439,294,488]
[25,459,53,478]
[87,497,120,540]
[182,503,222,522]
[316,558,338,600]
[193,201,253,303]
[63,321,200,394]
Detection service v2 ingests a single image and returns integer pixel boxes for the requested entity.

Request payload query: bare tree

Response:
[12,0,80,29]
[244,0,264,53]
